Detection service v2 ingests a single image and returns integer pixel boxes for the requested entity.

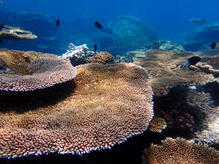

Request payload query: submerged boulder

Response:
[183,23,219,51]
[97,15,157,55]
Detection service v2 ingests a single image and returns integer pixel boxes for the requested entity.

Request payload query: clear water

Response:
[1,0,219,40]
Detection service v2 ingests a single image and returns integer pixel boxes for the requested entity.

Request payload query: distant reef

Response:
[182,23,219,51]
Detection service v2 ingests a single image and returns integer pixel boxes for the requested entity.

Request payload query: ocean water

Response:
[1,0,219,54]
[0,1,219,163]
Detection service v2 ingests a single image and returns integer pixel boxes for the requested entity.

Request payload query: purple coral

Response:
[0,57,77,91]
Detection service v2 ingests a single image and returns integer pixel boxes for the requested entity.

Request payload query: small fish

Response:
[189,18,206,24]
[94,43,97,54]
[56,19,60,26]
[94,21,103,29]
[210,42,217,49]
[181,56,201,68]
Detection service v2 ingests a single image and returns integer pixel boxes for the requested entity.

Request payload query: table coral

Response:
[0,63,153,159]
[0,50,76,91]
[134,50,214,96]
[0,25,37,40]
[145,137,219,164]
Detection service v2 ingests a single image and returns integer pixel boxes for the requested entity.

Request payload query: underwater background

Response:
[1,0,219,54]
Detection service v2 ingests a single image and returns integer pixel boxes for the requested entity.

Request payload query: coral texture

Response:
[145,137,219,164]
[145,40,185,51]
[0,50,76,91]
[0,63,153,158]
[134,50,214,96]
[88,51,114,64]
[149,117,167,133]
[154,86,214,135]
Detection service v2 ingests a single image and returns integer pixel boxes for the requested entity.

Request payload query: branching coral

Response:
[145,137,219,164]
[0,25,37,40]
[0,63,153,158]
[134,50,214,96]
[0,50,76,91]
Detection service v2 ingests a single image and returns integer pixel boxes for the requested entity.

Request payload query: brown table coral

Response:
[0,50,76,91]
[134,50,214,96]
[0,63,153,158]
[0,25,37,40]
[145,137,219,164]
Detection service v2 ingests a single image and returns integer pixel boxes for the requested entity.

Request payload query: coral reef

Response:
[145,137,219,164]
[0,25,37,40]
[134,50,214,96]
[88,51,114,64]
[0,63,153,158]
[0,50,76,91]
[149,117,167,133]
[145,40,185,51]
[97,15,157,55]
[61,43,95,66]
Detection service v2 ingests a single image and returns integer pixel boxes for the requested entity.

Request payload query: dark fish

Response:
[187,56,201,65]
[180,56,201,68]
[0,66,9,72]
[210,42,217,49]
[0,59,9,72]
[56,19,60,26]
[94,21,103,29]
[93,43,97,53]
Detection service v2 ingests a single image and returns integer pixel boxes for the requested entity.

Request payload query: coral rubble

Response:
[0,50,76,91]
[145,137,219,164]
[61,43,95,66]
[0,62,153,158]
[134,50,214,96]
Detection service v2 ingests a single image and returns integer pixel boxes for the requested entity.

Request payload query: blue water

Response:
[1,0,219,54]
